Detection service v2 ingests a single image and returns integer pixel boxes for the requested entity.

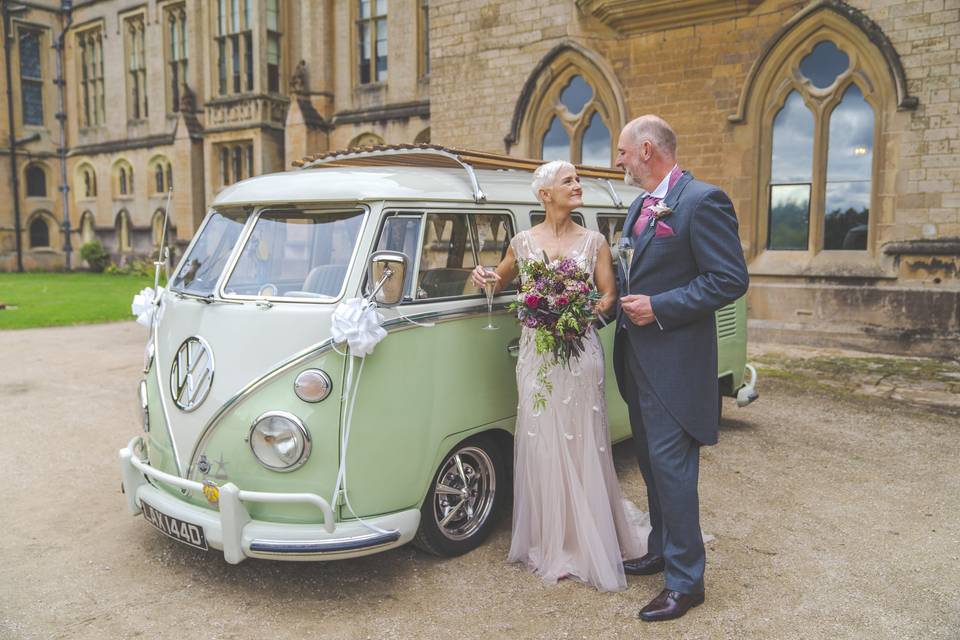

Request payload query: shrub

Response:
[128,259,153,277]
[104,258,154,277]
[79,241,110,273]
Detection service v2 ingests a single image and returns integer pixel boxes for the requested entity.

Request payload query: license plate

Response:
[141,500,208,551]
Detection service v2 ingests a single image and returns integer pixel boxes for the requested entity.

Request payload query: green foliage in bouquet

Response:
[509,256,601,411]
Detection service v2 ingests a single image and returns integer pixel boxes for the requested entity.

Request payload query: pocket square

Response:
[654,221,675,238]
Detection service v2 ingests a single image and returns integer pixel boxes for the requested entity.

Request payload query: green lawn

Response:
[0,273,158,330]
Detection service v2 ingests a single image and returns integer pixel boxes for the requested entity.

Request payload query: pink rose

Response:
[557,295,569,307]
[525,294,540,309]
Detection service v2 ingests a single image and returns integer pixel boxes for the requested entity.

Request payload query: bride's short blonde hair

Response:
[532,160,575,203]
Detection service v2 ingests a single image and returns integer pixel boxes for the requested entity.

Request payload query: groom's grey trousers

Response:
[619,332,705,595]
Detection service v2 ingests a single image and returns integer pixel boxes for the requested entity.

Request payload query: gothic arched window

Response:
[80,211,95,245]
[152,209,168,247]
[26,164,46,197]
[29,215,50,248]
[511,46,625,169]
[115,210,131,252]
[78,164,97,198]
[349,132,385,149]
[766,39,875,252]
[538,75,612,167]
[115,160,134,196]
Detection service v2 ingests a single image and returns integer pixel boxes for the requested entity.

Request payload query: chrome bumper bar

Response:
[119,436,415,563]
[736,363,760,407]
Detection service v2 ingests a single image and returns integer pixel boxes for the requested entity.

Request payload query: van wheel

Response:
[413,435,505,557]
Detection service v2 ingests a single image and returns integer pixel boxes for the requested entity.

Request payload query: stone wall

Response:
[428,0,959,355]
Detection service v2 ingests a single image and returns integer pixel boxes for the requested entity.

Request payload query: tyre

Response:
[413,435,505,557]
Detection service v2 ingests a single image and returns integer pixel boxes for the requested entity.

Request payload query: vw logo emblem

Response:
[170,336,215,412]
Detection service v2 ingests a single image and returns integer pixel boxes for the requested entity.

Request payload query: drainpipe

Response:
[54,0,71,269]
[2,0,27,272]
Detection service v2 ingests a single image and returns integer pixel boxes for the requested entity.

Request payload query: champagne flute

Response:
[617,238,634,290]
[481,266,498,330]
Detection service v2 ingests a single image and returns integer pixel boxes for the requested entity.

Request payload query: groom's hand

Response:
[620,294,657,327]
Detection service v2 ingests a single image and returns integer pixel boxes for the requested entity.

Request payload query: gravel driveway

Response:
[1,322,957,639]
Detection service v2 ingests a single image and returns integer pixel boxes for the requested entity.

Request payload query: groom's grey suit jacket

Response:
[613,172,749,445]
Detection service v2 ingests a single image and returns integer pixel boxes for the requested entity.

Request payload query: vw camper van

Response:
[119,145,757,564]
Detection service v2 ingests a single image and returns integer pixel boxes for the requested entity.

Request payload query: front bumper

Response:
[119,437,419,563]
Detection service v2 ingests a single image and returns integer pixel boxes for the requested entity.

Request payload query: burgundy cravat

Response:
[631,166,683,238]
[632,195,660,237]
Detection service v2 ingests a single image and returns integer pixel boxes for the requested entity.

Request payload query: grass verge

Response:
[0,273,156,330]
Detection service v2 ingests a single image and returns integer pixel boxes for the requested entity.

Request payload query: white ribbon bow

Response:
[131,287,163,327]
[330,297,387,357]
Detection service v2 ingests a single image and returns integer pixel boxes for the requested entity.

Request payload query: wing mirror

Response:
[366,251,408,307]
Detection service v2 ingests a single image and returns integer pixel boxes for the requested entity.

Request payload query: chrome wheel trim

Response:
[432,445,496,541]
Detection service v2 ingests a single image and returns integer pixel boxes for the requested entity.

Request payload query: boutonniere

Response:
[649,201,673,227]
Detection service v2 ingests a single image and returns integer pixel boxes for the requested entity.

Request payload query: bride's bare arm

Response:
[470,245,519,293]
[594,241,616,317]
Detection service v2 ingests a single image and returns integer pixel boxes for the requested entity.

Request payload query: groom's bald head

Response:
[624,115,677,161]
[617,115,678,191]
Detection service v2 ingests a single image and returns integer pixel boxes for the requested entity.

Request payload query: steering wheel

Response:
[257,283,277,297]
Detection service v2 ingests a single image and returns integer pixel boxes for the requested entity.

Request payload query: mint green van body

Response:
[119,150,756,563]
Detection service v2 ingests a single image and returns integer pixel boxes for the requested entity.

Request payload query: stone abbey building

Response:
[1,0,958,354]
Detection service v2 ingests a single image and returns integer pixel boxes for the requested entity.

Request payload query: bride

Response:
[470,160,646,592]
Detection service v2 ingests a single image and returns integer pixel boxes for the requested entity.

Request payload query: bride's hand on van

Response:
[470,265,501,290]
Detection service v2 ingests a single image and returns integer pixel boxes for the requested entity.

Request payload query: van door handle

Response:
[506,338,520,357]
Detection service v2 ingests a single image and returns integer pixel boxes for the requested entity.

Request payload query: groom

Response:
[613,116,749,622]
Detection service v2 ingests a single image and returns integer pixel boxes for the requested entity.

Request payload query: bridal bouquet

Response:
[510,256,601,409]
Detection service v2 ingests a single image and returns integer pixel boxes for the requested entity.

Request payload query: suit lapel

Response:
[662,171,693,212]
[623,194,645,242]
[630,171,694,271]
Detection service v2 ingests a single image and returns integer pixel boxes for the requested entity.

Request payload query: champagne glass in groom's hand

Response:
[617,237,634,290]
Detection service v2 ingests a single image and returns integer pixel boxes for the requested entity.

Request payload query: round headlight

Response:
[249,411,312,472]
[294,369,332,403]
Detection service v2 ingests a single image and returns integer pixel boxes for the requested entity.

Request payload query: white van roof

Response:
[212,145,643,209]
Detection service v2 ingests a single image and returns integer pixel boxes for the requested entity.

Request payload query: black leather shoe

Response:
[638,589,705,622]
[622,553,665,576]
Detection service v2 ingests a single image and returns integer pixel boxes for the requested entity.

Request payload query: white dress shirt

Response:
[648,164,680,199]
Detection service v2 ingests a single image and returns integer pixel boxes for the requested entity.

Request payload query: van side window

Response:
[416,213,478,300]
[376,213,423,299]
[475,213,517,292]
[530,211,585,227]
[598,214,625,246]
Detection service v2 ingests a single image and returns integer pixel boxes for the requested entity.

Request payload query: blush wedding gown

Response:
[506,229,648,592]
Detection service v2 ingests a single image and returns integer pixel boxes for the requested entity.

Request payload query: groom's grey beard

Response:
[623,171,639,187]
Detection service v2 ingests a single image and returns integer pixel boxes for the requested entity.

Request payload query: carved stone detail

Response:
[576,0,763,34]
[179,83,196,113]
[291,60,308,95]
[206,97,290,127]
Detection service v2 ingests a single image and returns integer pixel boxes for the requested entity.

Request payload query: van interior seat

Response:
[302,264,348,296]
[418,268,474,299]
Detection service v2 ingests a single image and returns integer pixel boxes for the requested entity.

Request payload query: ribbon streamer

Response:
[329,297,393,535]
